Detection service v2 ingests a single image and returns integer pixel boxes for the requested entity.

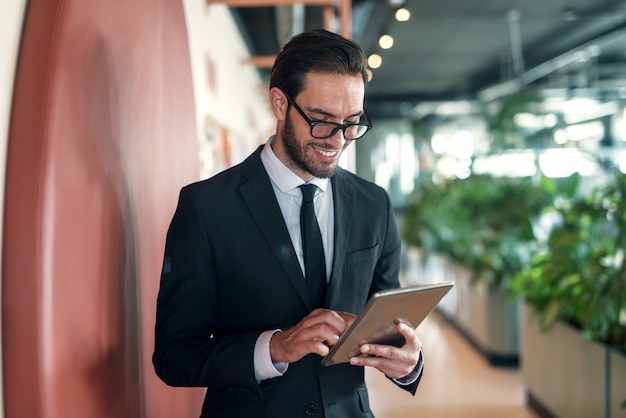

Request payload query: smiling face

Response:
[270,72,366,181]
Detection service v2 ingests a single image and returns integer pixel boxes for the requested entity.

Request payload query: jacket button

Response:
[305,404,317,415]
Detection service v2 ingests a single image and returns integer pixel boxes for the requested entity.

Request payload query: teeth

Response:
[315,147,337,157]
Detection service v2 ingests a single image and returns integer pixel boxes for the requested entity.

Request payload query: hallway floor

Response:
[366,311,539,418]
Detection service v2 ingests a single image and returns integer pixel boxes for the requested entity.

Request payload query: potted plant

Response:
[403,174,553,286]
[511,163,626,417]
[401,173,553,365]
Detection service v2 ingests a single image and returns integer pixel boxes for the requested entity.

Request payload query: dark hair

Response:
[269,29,368,99]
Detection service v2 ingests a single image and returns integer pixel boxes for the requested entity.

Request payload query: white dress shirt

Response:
[253,137,333,380]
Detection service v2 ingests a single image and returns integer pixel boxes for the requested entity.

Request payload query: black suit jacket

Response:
[153,145,420,417]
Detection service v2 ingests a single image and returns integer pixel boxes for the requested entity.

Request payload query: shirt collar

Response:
[261,136,330,194]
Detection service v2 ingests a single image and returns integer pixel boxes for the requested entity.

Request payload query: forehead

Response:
[298,72,365,112]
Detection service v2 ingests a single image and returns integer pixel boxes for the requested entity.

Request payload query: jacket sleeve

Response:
[152,186,262,394]
[370,189,403,297]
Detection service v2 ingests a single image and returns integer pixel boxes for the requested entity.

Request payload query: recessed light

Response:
[368,54,382,69]
[379,35,394,49]
[395,8,411,22]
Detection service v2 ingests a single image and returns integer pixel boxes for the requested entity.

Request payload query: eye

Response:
[347,114,366,124]
[312,119,335,125]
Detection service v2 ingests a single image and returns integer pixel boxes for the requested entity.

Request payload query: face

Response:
[270,73,366,181]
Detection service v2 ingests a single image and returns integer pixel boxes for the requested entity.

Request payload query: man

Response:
[153,29,424,417]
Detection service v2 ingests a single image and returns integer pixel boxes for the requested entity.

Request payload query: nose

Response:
[325,128,348,148]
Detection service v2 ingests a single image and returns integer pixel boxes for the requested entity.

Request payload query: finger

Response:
[395,321,421,350]
[351,354,415,379]
[270,313,349,362]
[348,324,421,377]
[360,338,420,365]
[337,311,357,328]
[349,342,419,378]
[271,327,332,362]
[305,309,350,335]
[359,342,403,361]
[300,308,346,327]
[356,323,418,359]
[286,319,341,346]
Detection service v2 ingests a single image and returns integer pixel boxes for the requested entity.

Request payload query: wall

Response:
[1,1,272,417]
[2,0,203,416]
[183,1,274,177]
[0,2,28,416]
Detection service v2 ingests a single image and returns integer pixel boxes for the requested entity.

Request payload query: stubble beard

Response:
[281,115,341,179]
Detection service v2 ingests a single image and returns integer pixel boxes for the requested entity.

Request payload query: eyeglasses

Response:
[285,93,372,140]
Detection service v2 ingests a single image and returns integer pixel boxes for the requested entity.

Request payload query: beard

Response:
[281,115,344,179]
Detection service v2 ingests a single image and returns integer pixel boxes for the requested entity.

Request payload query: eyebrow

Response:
[304,105,364,120]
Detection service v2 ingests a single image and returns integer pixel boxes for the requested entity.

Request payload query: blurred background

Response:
[0,0,625,417]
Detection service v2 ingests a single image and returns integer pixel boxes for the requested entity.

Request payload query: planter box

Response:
[522,305,626,418]
[403,248,519,366]
[610,348,626,418]
[403,248,459,318]
[454,274,519,365]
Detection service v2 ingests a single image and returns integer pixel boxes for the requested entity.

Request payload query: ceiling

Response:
[228,0,626,120]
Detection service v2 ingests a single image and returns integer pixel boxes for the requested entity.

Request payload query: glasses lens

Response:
[311,123,337,139]
[310,123,370,140]
[346,124,369,140]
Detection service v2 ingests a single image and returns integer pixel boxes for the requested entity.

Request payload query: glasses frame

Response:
[284,93,373,140]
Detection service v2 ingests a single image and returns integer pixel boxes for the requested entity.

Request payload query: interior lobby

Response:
[1,1,625,417]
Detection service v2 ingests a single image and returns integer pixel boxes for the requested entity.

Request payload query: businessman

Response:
[153,28,424,417]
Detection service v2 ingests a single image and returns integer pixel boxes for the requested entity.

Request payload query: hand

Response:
[270,309,356,364]
[348,320,422,380]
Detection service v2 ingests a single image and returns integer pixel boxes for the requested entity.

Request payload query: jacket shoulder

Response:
[180,146,265,196]
[334,167,390,200]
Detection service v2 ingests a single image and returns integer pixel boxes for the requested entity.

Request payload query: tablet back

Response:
[321,281,453,366]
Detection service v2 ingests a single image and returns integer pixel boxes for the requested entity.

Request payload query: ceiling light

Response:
[379,35,394,49]
[395,8,411,22]
[430,133,447,155]
[539,149,599,178]
[554,129,568,145]
[368,54,382,69]
[543,113,558,128]
[619,109,626,141]
[452,130,474,159]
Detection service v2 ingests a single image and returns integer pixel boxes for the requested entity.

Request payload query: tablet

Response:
[321,281,453,366]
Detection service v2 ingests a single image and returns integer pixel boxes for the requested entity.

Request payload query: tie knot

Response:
[300,183,317,204]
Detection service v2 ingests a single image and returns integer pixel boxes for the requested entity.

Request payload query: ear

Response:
[269,87,288,121]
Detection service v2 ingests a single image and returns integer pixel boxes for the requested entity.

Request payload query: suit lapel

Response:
[326,169,355,306]
[238,147,310,308]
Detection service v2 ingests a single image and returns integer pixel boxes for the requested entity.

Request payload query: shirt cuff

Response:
[254,330,289,381]
[394,348,424,385]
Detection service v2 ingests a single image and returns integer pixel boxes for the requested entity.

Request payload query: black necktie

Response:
[299,184,327,308]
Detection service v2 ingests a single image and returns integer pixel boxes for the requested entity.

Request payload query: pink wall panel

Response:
[3,0,205,417]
